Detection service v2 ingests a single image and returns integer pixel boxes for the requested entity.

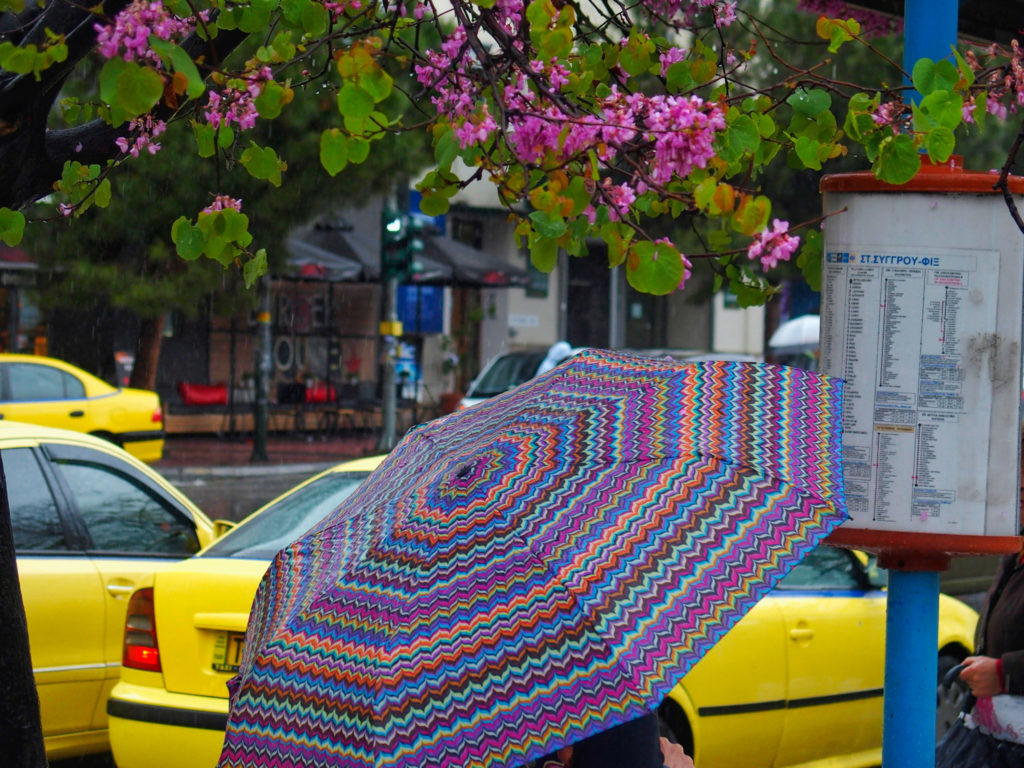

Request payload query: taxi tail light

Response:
[151,404,163,424]
[123,588,161,672]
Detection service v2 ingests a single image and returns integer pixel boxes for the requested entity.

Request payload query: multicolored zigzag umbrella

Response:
[218,349,846,768]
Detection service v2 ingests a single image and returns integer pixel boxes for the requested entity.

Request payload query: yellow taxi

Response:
[4,421,219,761]
[0,353,165,463]
[107,455,978,768]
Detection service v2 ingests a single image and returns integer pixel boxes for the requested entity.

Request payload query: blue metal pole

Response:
[903,0,958,93]
[881,5,958,768]
[882,570,940,767]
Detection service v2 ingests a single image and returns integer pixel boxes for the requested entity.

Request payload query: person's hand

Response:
[960,655,1004,697]
[659,736,694,768]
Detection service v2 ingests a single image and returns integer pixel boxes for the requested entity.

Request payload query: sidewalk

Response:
[154,432,382,480]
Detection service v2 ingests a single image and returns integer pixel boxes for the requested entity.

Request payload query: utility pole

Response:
[250,277,272,462]
[376,189,425,453]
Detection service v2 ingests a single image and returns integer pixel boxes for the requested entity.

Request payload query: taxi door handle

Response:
[789,627,815,641]
[106,583,135,597]
[69,410,85,418]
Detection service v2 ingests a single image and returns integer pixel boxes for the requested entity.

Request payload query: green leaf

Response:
[525,0,554,30]
[529,210,567,238]
[100,58,163,125]
[796,228,823,292]
[794,135,826,170]
[193,122,216,157]
[925,124,956,163]
[724,113,760,159]
[301,0,329,36]
[254,80,288,119]
[954,49,975,88]
[419,192,451,216]
[0,208,25,246]
[433,126,459,168]
[240,142,286,186]
[787,88,831,117]
[148,37,204,98]
[337,83,375,119]
[619,28,653,77]
[94,179,112,208]
[531,236,559,272]
[239,0,276,33]
[172,217,205,260]
[218,125,235,149]
[243,249,268,288]
[360,67,394,104]
[320,129,349,176]
[732,195,771,236]
[348,137,370,163]
[665,61,693,92]
[875,133,921,185]
[0,0,26,13]
[912,57,958,96]
[917,89,963,131]
[625,240,684,295]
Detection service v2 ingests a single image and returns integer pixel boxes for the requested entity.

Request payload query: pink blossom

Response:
[323,0,362,18]
[202,195,243,214]
[455,110,497,148]
[659,47,687,77]
[58,203,74,217]
[871,101,904,127]
[204,67,272,131]
[987,97,1009,121]
[748,219,800,270]
[603,180,636,221]
[115,115,167,157]
[94,0,196,64]
[713,1,736,27]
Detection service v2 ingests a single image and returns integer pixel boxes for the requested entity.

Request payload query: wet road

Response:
[168,470,324,523]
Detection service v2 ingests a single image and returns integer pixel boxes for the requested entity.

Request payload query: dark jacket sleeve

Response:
[1003,649,1024,696]
[976,554,1024,696]
[571,712,664,768]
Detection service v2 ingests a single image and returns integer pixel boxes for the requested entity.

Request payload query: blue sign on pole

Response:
[397,284,444,334]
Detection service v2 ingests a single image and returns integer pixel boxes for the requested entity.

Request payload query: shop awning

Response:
[283,238,363,282]
[286,217,531,289]
[412,235,531,288]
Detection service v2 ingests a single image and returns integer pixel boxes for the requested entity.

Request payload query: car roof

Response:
[320,454,388,474]
[0,419,123,446]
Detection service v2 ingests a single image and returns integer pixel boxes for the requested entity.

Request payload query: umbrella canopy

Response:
[218,350,846,768]
[768,314,820,352]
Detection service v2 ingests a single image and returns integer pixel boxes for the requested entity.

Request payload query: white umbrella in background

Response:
[769,314,820,353]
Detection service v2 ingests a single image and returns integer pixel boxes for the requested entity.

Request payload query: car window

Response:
[469,352,547,397]
[4,448,69,552]
[55,461,199,555]
[202,472,371,559]
[4,363,85,401]
[774,545,867,591]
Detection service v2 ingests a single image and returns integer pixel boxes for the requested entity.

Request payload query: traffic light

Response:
[381,206,426,279]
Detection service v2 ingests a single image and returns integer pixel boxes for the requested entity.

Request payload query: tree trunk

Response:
[130,315,166,391]
[0,452,47,767]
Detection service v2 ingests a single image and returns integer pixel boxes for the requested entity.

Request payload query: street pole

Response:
[377,275,399,452]
[880,3,958,767]
[250,278,271,462]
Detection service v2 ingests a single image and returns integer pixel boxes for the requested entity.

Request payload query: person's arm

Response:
[961,655,1004,697]
[659,737,694,768]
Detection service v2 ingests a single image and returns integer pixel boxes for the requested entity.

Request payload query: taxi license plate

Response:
[212,632,245,673]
